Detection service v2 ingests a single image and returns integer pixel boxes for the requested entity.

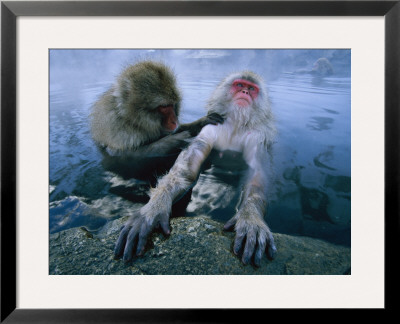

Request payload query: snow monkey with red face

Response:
[115,70,277,267]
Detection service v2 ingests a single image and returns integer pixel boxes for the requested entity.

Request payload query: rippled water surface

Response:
[49,49,351,246]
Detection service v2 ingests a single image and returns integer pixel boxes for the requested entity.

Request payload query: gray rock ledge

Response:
[49,215,350,275]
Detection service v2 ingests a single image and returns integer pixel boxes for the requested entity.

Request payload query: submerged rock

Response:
[49,215,350,275]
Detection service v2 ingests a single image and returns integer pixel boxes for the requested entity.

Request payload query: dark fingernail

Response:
[254,251,262,266]
[223,223,233,231]
[123,256,131,263]
[267,246,277,260]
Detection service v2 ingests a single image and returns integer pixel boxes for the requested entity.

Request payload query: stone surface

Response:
[49,215,350,275]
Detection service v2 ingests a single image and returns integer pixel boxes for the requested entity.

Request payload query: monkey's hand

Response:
[114,209,170,263]
[223,209,276,267]
[145,130,192,156]
[179,112,224,137]
[204,112,225,126]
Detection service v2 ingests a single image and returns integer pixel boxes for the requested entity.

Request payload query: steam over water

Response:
[50,49,351,246]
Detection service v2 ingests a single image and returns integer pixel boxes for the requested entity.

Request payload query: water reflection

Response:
[307,116,334,131]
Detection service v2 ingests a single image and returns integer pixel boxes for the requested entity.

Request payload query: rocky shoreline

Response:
[49,214,350,275]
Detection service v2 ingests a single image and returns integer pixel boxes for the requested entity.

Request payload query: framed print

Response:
[1,0,399,322]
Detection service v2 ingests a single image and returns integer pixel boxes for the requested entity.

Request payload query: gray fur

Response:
[91,61,181,152]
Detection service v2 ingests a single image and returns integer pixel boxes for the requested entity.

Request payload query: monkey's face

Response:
[157,104,179,132]
[115,61,182,134]
[230,79,259,107]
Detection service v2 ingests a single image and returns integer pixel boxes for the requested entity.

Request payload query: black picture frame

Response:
[1,0,399,322]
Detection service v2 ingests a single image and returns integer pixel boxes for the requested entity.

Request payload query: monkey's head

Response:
[114,61,182,133]
[207,71,272,128]
[311,58,333,76]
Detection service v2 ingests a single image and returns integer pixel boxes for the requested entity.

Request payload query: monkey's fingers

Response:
[242,231,257,265]
[114,225,131,258]
[223,216,237,231]
[207,112,225,125]
[122,227,140,263]
[159,213,171,236]
[233,232,245,256]
[254,236,267,267]
[266,234,277,260]
[136,222,152,256]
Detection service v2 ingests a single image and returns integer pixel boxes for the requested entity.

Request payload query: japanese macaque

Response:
[310,58,333,76]
[295,57,333,77]
[90,60,223,181]
[114,70,277,267]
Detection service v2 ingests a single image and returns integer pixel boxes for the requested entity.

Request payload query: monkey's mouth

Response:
[165,121,178,132]
[234,91,252,101]
[158,104,179,132]
[234,97,251,107]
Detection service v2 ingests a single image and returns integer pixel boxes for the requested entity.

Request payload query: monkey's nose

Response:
[242,89,249,94]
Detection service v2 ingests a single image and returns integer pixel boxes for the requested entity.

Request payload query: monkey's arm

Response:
[98,131,192,183]
[137,112,223,156]
[138,130,192,156]
[102,130,190,160]
[177,112,224,137]
[114,125,217,262]
[223,142,276,266]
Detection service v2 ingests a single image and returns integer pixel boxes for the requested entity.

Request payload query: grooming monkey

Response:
[90,60,223,181]
[115,70,277,266]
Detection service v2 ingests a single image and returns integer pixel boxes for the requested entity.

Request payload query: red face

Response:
[158,105,178,131]
[230,79,259,107]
